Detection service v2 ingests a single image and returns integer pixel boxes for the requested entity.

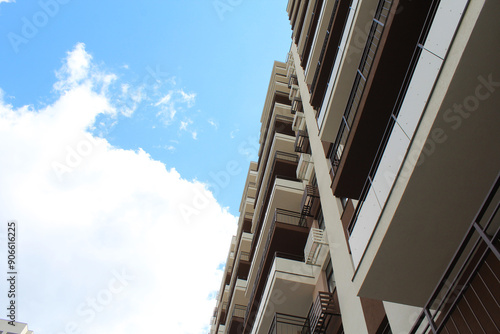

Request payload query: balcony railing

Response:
[410,173,500,333]
[310,0,340,97]
[288,74,299,89]
[306,291,341,334]
[294,130,310,153]
[256,119,296,196]
[268,313,310,334]
[300,185,320,218]
[305,228,328,265]
[245,209,308,331]
[328,0,393,177]
[233,304,247,319]
[286,51,295,78]
[240,251,250,262]
[296,153,312,181]
[256,106,293,171]
[244,211,253,220]
[291,98,303,116]
[255,150,299,217]
[253,152,300,257]
[345,0,445,234]
[300,0,324,68]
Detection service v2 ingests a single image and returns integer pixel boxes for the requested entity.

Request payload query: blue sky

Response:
[0,1,291,333]
[1,0,291,214]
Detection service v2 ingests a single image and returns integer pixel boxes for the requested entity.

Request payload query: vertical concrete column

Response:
[291,43,369,334]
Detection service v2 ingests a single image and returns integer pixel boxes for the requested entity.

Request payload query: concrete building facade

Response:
[0,320,33,334]
[210,0,500,333]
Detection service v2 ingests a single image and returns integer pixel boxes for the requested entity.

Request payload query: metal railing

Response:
[245,208,308,330]
[410,173,500,333]
[291,98,303,115]
[310,0,340,96]
[328,0,393,177]
[300,0,324,68]
[255,116,295,200]
[307,291,341,333]
[255,150,299,215]
[288,74,299,89]
[300,185,320,218]
[346,0,442,235]
[268,313,310,334]
[256,103,293,171]
[294,130,310,153]
[305,228,328,265]
[252,151,300,258]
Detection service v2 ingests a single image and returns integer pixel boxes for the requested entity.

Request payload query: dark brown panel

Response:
[333,0,434,199]
[360,297,386,334]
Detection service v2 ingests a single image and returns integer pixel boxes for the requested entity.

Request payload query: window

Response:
[317,207,325,230]
[325,259,335,292]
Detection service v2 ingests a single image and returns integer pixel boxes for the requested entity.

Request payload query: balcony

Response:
[350,0,500,307]
[328,0,394,199]
[328,0,457,200]
[300,185,320,219]
[304,228,328,265]
[294,130,310,154]
[248,253,321,334]
[300,0,324,72]
[244,209,311,333]
[227,304,247,334]
[292,109,305,132]
[252,150,300,257]
[286,51,295,79]
[256,113,295,187]
[268,313,309,334]
[306,291,342,334]
[251,176,304,263]
[309,0,351,112]
[293,0,310,47]
[296,153,313,181]
[410,174,500,333]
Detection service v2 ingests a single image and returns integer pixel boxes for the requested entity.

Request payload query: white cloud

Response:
[179,89,196,107]
[179,119,193,131]
[0,0,15,4]
[208,119,218,130]
[230,129,239,139]
[154,92,172,107]
[54,43,94,92]
[0,44,236,334]
[192,131,198,140]
[154,89,196,126]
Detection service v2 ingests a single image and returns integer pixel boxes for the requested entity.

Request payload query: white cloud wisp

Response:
[0,43,236,334]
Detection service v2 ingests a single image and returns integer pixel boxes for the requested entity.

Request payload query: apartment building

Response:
[210,0,499,333]
[0,319,33,334]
